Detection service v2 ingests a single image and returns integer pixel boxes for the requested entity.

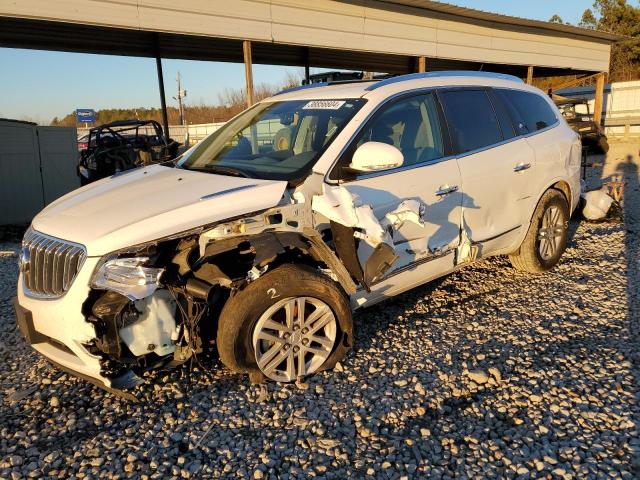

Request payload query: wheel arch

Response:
[528,178,573,226]
[512,179,572,255]
[193,229,357,297]
[551,180,572,210]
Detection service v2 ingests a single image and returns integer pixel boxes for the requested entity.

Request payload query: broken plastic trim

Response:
[311,184,427,289]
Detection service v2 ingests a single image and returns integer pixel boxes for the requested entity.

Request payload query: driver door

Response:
[330,92,463,298]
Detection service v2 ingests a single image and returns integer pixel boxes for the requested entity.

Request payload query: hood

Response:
[32,165,287,256]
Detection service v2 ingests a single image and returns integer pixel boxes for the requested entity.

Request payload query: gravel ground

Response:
[1,140,639,479]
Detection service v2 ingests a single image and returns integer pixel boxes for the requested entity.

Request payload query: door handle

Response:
[436,185,459,196]
[514,163,531,172]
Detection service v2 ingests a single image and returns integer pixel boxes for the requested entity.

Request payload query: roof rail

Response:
[365,71,524,91]
[273,82,328,96]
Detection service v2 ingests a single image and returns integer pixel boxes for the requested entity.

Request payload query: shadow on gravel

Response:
[616,152,640,474]
[588,144,640,475]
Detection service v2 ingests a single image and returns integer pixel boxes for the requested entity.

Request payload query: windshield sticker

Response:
[302,100,346,110]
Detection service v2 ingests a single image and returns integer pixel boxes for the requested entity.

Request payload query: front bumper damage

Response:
[14,257,142,399]
[14,298,138,399]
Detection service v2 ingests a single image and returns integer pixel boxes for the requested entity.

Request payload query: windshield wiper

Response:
[185,165,253,178]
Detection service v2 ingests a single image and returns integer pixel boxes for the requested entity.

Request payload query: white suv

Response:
[14,72,581,393]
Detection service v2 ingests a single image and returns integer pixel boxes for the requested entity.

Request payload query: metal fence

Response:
[77,118,293,147]
[0,121,79,225]
[77,122,226,146]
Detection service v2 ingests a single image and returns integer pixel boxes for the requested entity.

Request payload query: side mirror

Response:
[348,141,404,173]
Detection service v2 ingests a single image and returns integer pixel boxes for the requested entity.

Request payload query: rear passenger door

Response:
[438,88,536,254]
[493,88,563,207]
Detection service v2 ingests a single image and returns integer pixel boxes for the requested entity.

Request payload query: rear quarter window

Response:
[495,89,558,133]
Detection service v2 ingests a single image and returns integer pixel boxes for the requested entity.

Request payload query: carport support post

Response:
[594,72,606,126]
[155,55,170,140]
[304,47,311,83]
[526,66,534,85]
[243,40,254,107]
[417,56,426,73]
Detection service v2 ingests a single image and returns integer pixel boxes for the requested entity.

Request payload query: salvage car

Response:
[15,72,581,395]
[554,95,609,154]
[78,119,180,185]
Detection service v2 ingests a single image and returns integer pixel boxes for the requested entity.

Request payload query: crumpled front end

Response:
[15,172,443,394]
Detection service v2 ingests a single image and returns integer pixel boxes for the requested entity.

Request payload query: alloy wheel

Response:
[537,205,565,260]
[252,297,337,382]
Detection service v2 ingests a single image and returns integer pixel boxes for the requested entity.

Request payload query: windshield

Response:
[178,98,366,181]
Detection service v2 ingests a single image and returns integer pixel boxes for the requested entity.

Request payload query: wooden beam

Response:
[593,72,606,126]
[243,40,254,107]
[526,66,533,85]
[304,47,310,83]
[550,73,596,91]
[417,56,426,73]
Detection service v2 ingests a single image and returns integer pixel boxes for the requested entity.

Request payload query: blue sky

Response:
[0,1,593,124]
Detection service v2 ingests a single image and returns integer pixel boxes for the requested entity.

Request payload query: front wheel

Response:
[216,264,353,382]
[509,189,569,273]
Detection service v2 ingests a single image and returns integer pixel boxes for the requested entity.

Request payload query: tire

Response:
[509,189,569,273]
[216,264,353,382]
[273,127,292,151]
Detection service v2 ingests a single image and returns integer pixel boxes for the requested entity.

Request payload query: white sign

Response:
[302,100,346,110]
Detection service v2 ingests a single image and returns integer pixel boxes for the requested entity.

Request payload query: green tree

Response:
[549,14,564,23]
[578,8,598,28]
[582,0,640,81]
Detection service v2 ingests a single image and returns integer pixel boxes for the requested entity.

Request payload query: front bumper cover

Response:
[13,296,141,400]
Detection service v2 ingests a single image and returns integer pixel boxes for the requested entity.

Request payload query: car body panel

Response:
[455,137,536,252]
[344,158,462,272]
[32,164,288,256]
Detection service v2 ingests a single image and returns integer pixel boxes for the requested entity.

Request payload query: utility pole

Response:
[174,72,187,126]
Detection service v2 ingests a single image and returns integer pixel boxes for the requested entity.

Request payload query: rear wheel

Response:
[509,189,569,273]
[216,264,352,382]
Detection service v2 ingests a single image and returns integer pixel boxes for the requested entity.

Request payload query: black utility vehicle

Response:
[554,95,609,154]
[78,120,180,184]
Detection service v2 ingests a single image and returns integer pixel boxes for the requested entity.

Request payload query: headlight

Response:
[91,256,164,300]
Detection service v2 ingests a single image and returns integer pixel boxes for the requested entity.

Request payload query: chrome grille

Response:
[21,229,86,298]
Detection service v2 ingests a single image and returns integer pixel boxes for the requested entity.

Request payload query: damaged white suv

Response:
[15,72,581,394]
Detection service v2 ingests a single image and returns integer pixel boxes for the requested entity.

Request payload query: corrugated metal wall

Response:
[0,121,79,225]
[0,0,611,73]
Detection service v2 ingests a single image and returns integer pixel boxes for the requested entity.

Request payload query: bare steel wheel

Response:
[537,205,564,260]
[252,297,337,382]
[216,264,353,382]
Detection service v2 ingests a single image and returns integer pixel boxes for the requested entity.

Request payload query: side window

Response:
[496,89,558,133]
[493,89,528,135]
[330,93,444,179]
[488,90,516,140]
[439,89,502,153]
